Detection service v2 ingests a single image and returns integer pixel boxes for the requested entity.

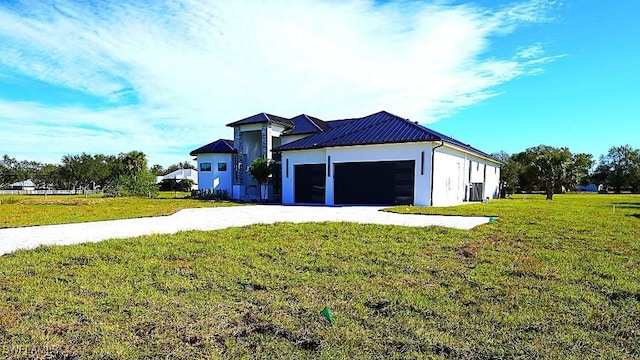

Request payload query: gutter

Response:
[430,140,445,206]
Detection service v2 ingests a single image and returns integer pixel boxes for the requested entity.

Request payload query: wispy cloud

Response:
[0,0,561,165]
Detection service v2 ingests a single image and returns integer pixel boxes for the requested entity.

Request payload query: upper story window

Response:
[218,162,227,171]
[200,162,212,172]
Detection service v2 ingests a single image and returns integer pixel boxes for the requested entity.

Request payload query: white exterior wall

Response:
[431,147,466,206]
[484,163,501,199]
[469,159,485,183]
[236,124,263,132]
[281,143,434,206]
[195,153,233,195]
[431,145,501,206]
[466,154,500,201]
[270,124,286,137]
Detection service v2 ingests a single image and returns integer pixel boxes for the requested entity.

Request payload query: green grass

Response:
[1,194,639,358]
[0,193,236,228]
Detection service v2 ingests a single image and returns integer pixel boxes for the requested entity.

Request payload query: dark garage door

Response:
[334,161,414,205]
[294,164,326,203]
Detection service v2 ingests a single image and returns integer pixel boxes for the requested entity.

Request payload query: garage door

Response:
[334,161,414,205]
[294,164,326,203]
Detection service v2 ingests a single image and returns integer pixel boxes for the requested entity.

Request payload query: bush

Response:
[190,189,230,201]
[104,171,159,198]
[159,178,195,192]
[0,196,19,205]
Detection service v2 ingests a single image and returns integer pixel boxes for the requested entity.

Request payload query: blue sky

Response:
[0,0,637,167]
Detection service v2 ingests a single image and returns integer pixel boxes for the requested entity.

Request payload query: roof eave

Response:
[275,138,440,152]
[440,141,502,165]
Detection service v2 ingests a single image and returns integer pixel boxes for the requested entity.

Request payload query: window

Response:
[218,162,227,171]
[200,162,212,172]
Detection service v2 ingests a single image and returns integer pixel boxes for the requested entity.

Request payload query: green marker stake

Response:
[321,307,334,324]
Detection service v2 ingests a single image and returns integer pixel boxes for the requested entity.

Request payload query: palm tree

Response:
[120,151,148,179]
[247,158,277,202]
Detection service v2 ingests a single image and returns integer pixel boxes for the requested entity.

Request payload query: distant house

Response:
[156,169,198,190]
[10,179,36,191]
[191,111,501,206]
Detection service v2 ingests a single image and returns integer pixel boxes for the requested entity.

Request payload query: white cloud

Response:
[0,0,561,165]
[516,43,545,59]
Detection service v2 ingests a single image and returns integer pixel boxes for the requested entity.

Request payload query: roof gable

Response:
[284,114,331,135]
[226,113,292,127]
[190,139,236,155]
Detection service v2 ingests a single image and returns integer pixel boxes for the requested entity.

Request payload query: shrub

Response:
[104,171,159,198]
[0,196,19,205]
[190,189,230,201]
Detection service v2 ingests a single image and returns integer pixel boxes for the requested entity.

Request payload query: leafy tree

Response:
[571,153,594,187]
[0,155,14,188]
[516,145,574,200]
[150,164,165,176]
[492,151,522,196]
[511,151,539,192]
[59,153,116,191]
[0,155,44,189]
[33,164,61,189]
[506,146,593,198]
[594,145,640,193]
[247,158,277,201]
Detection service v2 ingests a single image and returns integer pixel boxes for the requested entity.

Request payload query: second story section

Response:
[225,113,330,189]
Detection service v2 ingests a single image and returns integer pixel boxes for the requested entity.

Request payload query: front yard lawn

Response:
[0,193,235,228]
[0,194,638,358]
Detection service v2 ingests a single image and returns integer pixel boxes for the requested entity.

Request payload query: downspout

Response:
[430,140,445,206]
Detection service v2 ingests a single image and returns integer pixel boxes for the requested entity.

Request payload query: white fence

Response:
[0,190,100,195]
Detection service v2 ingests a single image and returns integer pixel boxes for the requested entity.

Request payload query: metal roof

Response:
[189,139,236,155]
[225,113,292,128]
[273,111,495,160]
[10,179,35,187]
[274,111,437,150]
[284,114,331,135]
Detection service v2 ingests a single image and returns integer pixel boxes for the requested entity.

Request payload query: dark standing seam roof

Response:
[272,111,494,159]
[214,110,495,161]
[190,139,236,155]
[273,111,439,150]
[284,114,331,135]
[225,112,293,128]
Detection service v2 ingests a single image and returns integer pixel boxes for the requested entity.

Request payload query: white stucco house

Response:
[190,111,501,206]
[10,179,36,191]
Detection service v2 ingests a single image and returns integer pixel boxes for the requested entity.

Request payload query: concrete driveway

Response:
[0,205,490,256]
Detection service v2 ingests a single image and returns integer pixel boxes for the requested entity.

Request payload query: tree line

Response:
[3,144,638,200]
[0,152,195,197]
[495,144,640,199]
